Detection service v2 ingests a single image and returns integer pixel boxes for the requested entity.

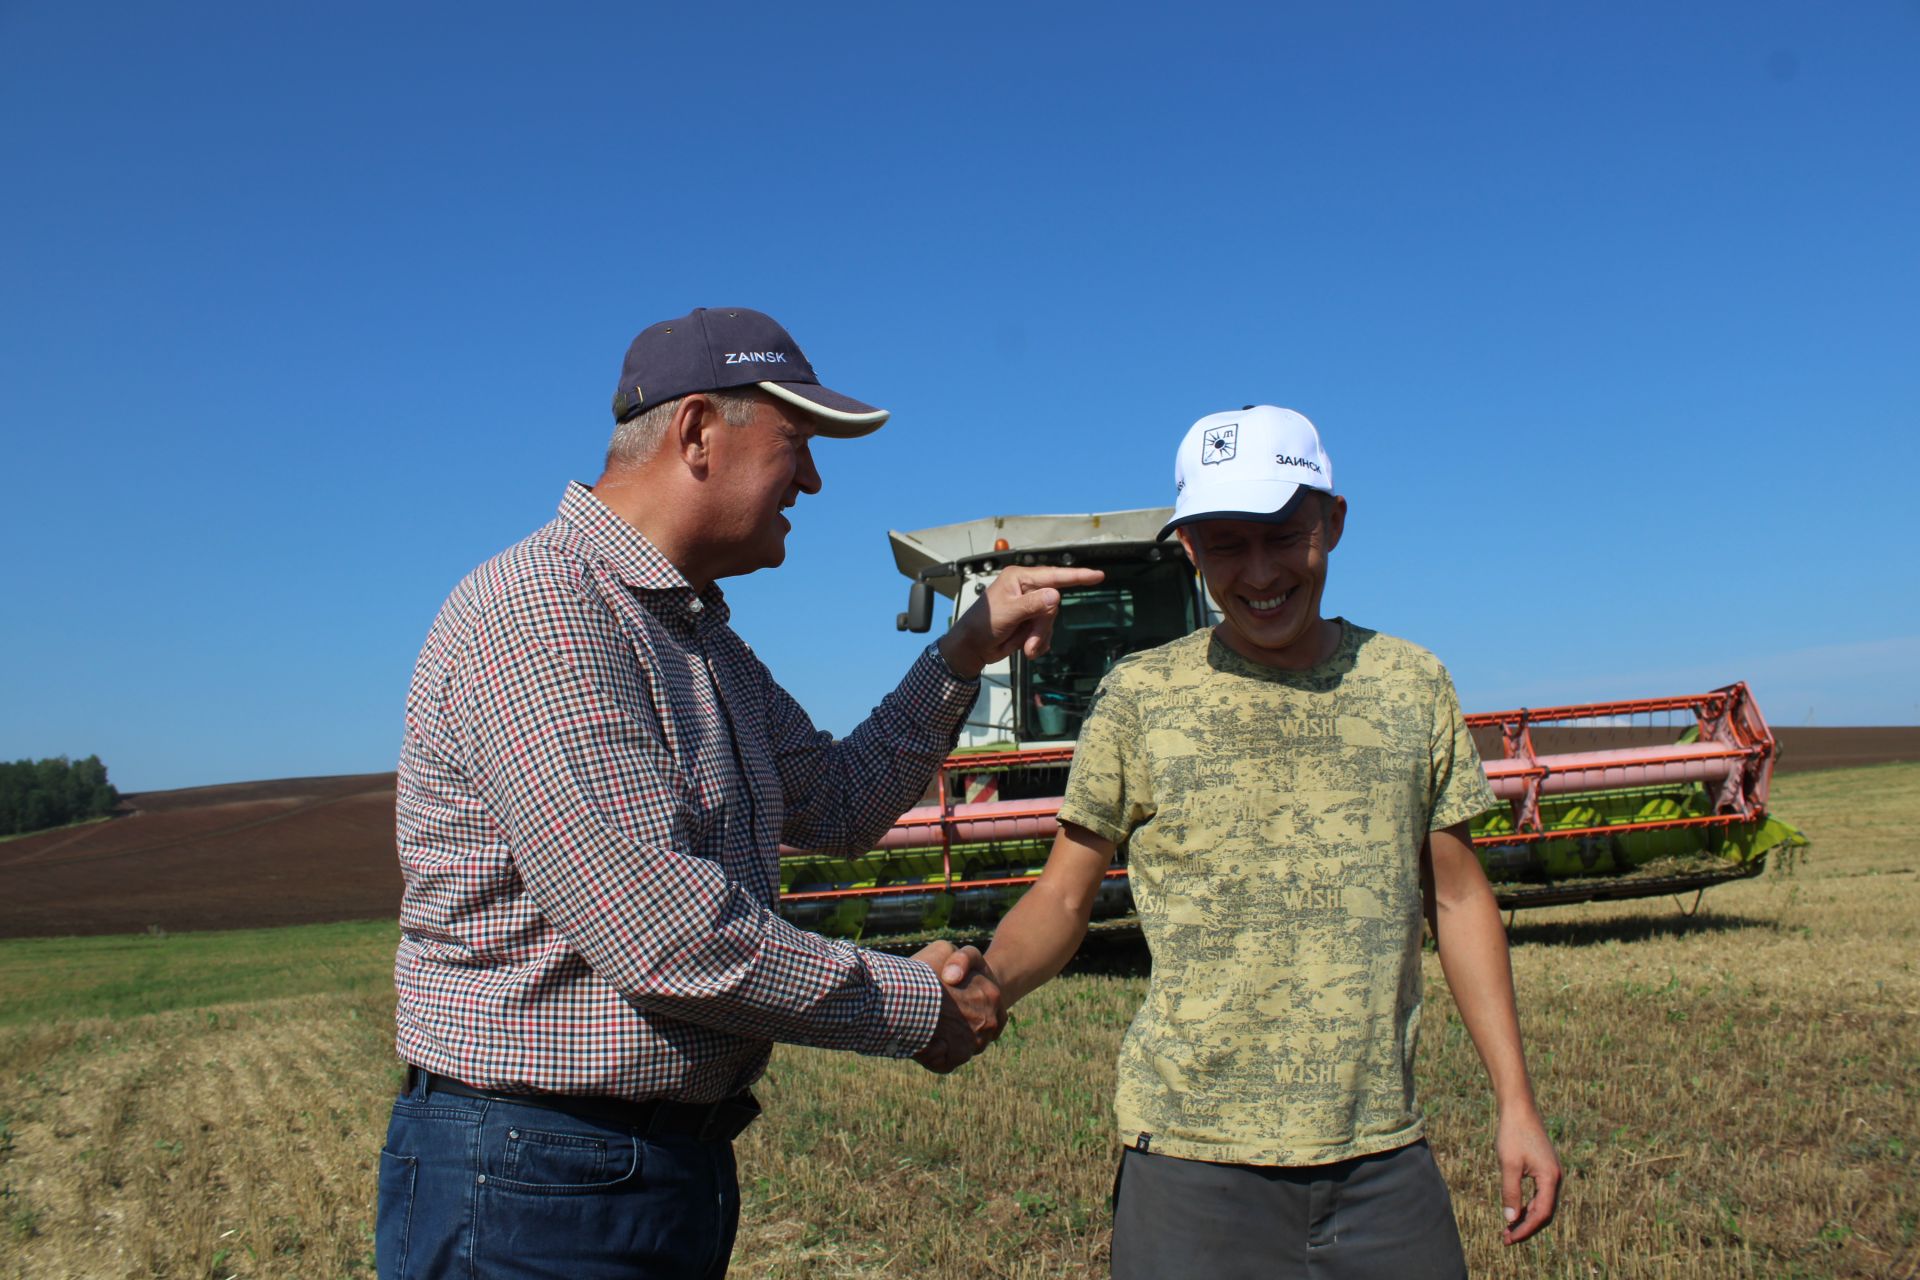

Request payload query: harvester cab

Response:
[773,510,1806,941]
[886,507,1211,754]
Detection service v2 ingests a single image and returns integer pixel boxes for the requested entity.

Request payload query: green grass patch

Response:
[0,918,396,1026]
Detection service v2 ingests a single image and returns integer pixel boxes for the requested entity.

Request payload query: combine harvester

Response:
[777,510,1806,939]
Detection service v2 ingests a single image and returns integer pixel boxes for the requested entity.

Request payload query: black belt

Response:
[407,1067,760,1142]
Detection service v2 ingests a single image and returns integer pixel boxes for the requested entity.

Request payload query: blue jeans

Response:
[377,1075,741,1280]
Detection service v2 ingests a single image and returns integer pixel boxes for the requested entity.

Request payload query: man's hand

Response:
[936,566,1106,680]
[911,941,1004,1073]
[1496,1105,1562,1245]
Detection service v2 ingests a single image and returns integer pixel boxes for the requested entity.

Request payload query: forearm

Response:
[1433,883,1538,1113]
[984,824,1115,1006]
[468,612,942,1056]
[508,779,943,1055]
[775,645,976,854]
[985,884,1095,1007]
[1425,813,1563,1243]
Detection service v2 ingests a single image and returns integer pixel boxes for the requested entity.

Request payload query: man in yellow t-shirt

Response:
[960,406,1560,1278]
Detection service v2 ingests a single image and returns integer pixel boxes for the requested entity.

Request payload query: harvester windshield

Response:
[1018,560,1202,741]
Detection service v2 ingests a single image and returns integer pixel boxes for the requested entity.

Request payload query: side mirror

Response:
[895,580,934,633]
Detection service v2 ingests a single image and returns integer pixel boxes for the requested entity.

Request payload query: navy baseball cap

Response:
[610,307,890,437]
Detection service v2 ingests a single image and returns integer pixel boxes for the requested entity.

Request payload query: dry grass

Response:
[1420,761,1920,1279]
[0,991,399,1278]
[1,763,1915,1278]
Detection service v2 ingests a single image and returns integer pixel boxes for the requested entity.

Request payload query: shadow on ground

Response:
[1060,929,1152,979]
[1053,908,1782,968]
[1503,909,1776,949]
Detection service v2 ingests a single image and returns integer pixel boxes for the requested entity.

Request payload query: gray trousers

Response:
[1111,1139,1467,1279]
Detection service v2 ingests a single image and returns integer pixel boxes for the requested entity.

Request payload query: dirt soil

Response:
[3,728,1914,940]
[0,774,399,938]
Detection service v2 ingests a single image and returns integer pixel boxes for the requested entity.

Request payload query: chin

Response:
[1230,610,1306,648]
[1222,611,1318,660]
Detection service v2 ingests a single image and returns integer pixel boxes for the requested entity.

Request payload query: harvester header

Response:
[776,511,1806,939]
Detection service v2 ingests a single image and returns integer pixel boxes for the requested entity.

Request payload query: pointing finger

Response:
[1007,567,1104,592]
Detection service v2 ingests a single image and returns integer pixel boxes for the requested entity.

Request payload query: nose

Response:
[1244,544,1289,590]
[794,440,822,496]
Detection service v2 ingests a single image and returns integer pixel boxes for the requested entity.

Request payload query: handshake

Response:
[909,940,1007,1073]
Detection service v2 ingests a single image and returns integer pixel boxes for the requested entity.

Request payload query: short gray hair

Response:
[607,389,762,467]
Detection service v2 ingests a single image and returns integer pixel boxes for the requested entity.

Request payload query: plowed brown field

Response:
[0,774,398,938]
[3,727,1914,939]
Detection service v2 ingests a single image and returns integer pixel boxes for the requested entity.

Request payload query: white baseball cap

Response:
[1158,405,1334,539]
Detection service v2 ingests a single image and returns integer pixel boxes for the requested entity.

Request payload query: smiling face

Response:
[700,393,823,578]
[1175,494,1347,670]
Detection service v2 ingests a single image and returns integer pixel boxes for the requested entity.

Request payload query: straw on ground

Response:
[1,764,1915,1278]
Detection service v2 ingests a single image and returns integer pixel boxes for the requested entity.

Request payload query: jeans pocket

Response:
[486,1125,641,1196]
[375,1148,417,1280]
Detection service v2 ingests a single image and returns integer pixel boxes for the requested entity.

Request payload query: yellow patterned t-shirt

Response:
[1057,621,1496,1167]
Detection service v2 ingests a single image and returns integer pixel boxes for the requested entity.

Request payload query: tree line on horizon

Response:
[0,755,120,836]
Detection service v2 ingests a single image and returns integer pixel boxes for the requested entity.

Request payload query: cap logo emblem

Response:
[1202,424,1237,464]
[723,351,791,365]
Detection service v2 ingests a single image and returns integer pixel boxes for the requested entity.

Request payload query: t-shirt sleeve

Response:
[1056,674,1152,846]
[1428,666,1499,832]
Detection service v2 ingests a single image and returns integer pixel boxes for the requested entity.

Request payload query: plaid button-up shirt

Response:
[393,482,972,1102]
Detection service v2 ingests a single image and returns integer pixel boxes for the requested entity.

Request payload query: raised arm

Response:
[1423,820,1562,1245]
[771,564,1106,854]
[935,565,1109,678]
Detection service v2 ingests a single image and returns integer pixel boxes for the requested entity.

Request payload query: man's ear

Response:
[1323,494,1348,552]
[1173,526,1196,563]
[670,393,718,474]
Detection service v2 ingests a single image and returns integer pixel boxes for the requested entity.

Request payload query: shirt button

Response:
[689,598,704,613]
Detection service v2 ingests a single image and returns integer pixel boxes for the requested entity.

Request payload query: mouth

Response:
[1243,588,1293,616]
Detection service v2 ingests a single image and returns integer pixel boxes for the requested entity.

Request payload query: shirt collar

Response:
[556,481,730,623]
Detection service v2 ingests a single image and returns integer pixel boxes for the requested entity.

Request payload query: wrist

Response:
[1495,1086,1541,1122]
[862,947,948,1058]
[934,633,985,682]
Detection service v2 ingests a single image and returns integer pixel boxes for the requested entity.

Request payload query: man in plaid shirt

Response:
[376,308,1097,1280]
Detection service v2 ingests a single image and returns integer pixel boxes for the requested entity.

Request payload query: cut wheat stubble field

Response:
[0,761,1915,1277]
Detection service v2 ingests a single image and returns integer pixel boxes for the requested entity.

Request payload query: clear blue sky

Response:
[3,2,1916,792]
